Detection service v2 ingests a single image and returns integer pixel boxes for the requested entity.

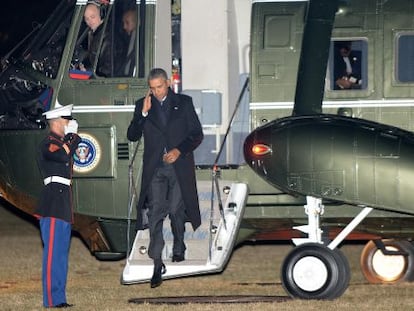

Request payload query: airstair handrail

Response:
[126,139,142,259]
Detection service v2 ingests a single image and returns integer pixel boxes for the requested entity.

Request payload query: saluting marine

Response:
[35,102,80,308]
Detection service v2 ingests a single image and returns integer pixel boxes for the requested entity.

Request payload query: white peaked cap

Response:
[43,101,73,119]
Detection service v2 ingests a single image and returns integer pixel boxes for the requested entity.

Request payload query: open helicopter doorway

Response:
[121,0,250,285]
[121,76,249,284]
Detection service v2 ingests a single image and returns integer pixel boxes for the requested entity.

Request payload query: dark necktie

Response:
[159,100,167,125]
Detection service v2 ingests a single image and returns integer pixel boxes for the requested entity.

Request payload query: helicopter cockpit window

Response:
[19,2,75,79]
[328,40,367,91]
[396,34,414,83]
[70,1,139,79]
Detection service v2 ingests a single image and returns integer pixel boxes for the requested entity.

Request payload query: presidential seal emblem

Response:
[73,133,101,173]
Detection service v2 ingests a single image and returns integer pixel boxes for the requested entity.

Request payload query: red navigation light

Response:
[252,144,272,156]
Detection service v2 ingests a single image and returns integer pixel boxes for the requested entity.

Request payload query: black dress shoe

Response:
[172,254,185,262]
[150,261,166,288]
[53,303,73,308]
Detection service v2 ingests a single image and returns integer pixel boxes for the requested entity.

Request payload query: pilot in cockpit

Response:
[120,9,138,77]
[80,2,113,77]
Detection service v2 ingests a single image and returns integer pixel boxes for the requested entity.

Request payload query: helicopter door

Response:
[122,181,248,285]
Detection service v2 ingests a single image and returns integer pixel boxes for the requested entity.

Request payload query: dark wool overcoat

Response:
[127,89,204,231]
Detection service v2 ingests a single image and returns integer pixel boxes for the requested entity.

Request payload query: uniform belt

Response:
[43,176,72,186]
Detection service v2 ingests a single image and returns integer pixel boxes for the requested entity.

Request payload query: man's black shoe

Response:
[52,303,73,308]
[172,254,185,262]
[150,261,166,288]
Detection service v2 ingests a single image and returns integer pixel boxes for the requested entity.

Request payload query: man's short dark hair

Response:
[337,41,351,51]
[148,68,168,82]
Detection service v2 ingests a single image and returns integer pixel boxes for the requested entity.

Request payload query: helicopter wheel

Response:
[360,239,414,284]
[281,243,350,300]
[330,248,351,299]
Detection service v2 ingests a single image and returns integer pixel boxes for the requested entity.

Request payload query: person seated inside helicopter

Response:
[119,8,138,77]
[73,2,123,78]
[333,41,362,90]
[81,2,111,77]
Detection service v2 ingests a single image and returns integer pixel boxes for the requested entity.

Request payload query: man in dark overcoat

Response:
[127,68,203,288]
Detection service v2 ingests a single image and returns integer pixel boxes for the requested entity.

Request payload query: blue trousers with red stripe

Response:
[40,217,71,307]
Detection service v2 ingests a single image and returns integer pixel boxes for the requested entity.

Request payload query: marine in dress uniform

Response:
[35,102,81,308]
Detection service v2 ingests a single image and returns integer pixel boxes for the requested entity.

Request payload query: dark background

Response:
[0,0,58,58]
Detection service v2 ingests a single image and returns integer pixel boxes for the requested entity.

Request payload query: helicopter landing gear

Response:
[281,196,372,299]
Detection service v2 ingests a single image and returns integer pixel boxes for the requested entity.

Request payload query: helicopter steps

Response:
[121,181,248,285]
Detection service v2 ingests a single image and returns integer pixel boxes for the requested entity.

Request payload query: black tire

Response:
[281,243,349,300]
[360,239,414,284]
[328,248,351,299]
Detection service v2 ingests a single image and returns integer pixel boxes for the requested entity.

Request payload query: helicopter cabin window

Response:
[396,34,414,83]
[70,1,139,79]
[329,40,367,91]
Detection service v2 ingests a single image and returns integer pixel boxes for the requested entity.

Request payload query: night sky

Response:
[0,1,58,57]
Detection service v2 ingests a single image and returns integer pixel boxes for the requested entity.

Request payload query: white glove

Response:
[64,119,79,134]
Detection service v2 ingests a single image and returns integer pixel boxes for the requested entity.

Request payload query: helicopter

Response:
[3,0,414,300]
[243,0,414,299]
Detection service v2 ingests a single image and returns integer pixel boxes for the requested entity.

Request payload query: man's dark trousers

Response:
[147,163,186,260]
